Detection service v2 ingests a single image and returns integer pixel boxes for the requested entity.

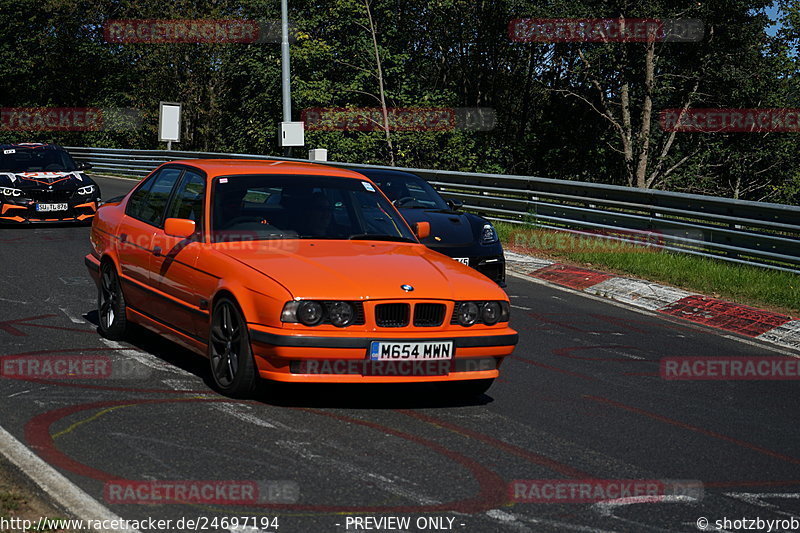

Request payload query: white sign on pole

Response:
[159,102,181,145]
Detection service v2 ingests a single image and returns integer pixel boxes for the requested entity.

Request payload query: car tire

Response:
[208,296,258,398]
[435,378,494,399]
[98,261,128,340]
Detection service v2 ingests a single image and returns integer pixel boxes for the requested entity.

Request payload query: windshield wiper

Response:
[348,234,416,243]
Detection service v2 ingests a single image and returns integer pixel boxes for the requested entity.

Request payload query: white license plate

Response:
[369,341,453,361]
[454,257,470,265]
[36,203,68,212]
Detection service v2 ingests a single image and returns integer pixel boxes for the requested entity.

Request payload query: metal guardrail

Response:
[66,146,800,274]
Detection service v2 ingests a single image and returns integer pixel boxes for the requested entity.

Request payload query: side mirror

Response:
[447,198,463,210]
[414,221,430,240]
[77,161,93,171]
[164,218,196,239]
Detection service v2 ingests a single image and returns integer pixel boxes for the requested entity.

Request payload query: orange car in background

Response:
[85,160,518,397]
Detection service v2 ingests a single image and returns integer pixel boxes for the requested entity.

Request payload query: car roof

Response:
[166,159,369,180]
[0,143,65,151]
[350,168,423,181]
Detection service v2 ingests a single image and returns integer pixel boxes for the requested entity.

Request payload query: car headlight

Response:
[281,300,325,326]
[296,301,324,326]
[455,302,480,326]
[281,300,360,327]
[481,301,502,325]
[454,301,510,326]
[0,187,22,197]
[328,301,354,327]
[77,185,96,196]
[481,223,498,244]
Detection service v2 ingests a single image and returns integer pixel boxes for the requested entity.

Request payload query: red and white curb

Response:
[505,251,800,352]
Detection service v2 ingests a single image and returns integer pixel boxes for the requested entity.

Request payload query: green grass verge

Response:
[0,490,23,518]
[495,221,800,315]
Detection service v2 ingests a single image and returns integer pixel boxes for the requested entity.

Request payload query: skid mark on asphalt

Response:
[507,355,597,381]
[0,314,94,337]
[0,296,30,305]
[51,404,135,440]
[274,439,440,506]
[552,345,647,362]
[109,431,280,469]
[398,410,591,479]
[27,399,507,513]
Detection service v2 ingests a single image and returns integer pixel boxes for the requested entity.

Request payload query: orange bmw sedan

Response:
[85,160,518,397]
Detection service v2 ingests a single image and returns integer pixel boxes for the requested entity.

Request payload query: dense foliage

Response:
[1,0,798,203]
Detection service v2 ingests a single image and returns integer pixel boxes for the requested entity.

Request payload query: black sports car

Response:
[0,143,101,224]
[353,168,505,286]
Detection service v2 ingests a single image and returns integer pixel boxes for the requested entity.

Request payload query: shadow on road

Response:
[82,311,494,409]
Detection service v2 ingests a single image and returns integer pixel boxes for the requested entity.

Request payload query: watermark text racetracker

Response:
[104,19,294,44]
[510,479,703,503]
[302,107,496,132]
[661,356,800,380]
[104,479,298,505]
[0,516,282,532]
[296,358,497,376]
[0,107,141,131]
[1,355,151,380]
[508,18,704,42]
[660,108,800,132]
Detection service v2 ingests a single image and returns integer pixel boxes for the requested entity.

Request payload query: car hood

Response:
[215,240,504,300]
[399,208,475,246]
[0,171,90,190]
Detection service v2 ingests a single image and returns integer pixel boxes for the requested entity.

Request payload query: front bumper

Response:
[247,325,518,383]
[0,199,99,223]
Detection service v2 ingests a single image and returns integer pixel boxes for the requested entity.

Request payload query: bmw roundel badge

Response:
[401,284,414,292]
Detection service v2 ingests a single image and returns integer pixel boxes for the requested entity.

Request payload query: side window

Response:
[125,173,158,219]
[165,170,206,231]
[126,167,183,226]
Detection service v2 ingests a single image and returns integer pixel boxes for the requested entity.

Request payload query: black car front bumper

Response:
[0,197,99,223]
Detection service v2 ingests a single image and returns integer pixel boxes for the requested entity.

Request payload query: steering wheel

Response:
[224,216,266,228]
[393,196,418,207]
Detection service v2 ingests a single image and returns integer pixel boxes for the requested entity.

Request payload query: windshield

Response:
[211,174,417,243]
[0,148,78,172]
[369,173,450,210]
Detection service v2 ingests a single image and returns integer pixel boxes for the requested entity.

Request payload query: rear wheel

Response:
[209,297,257,397]
[98,261,128,340]
[435,378,494,400]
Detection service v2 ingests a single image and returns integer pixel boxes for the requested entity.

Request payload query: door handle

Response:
[120,233,127,243]
[152,246,162,257]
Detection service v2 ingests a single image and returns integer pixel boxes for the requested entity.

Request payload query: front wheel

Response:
[435,378,495,400]
[98,261,128,340]
[208,297,257,398]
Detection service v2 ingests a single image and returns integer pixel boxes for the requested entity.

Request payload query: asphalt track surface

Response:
[1,176,799,533]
